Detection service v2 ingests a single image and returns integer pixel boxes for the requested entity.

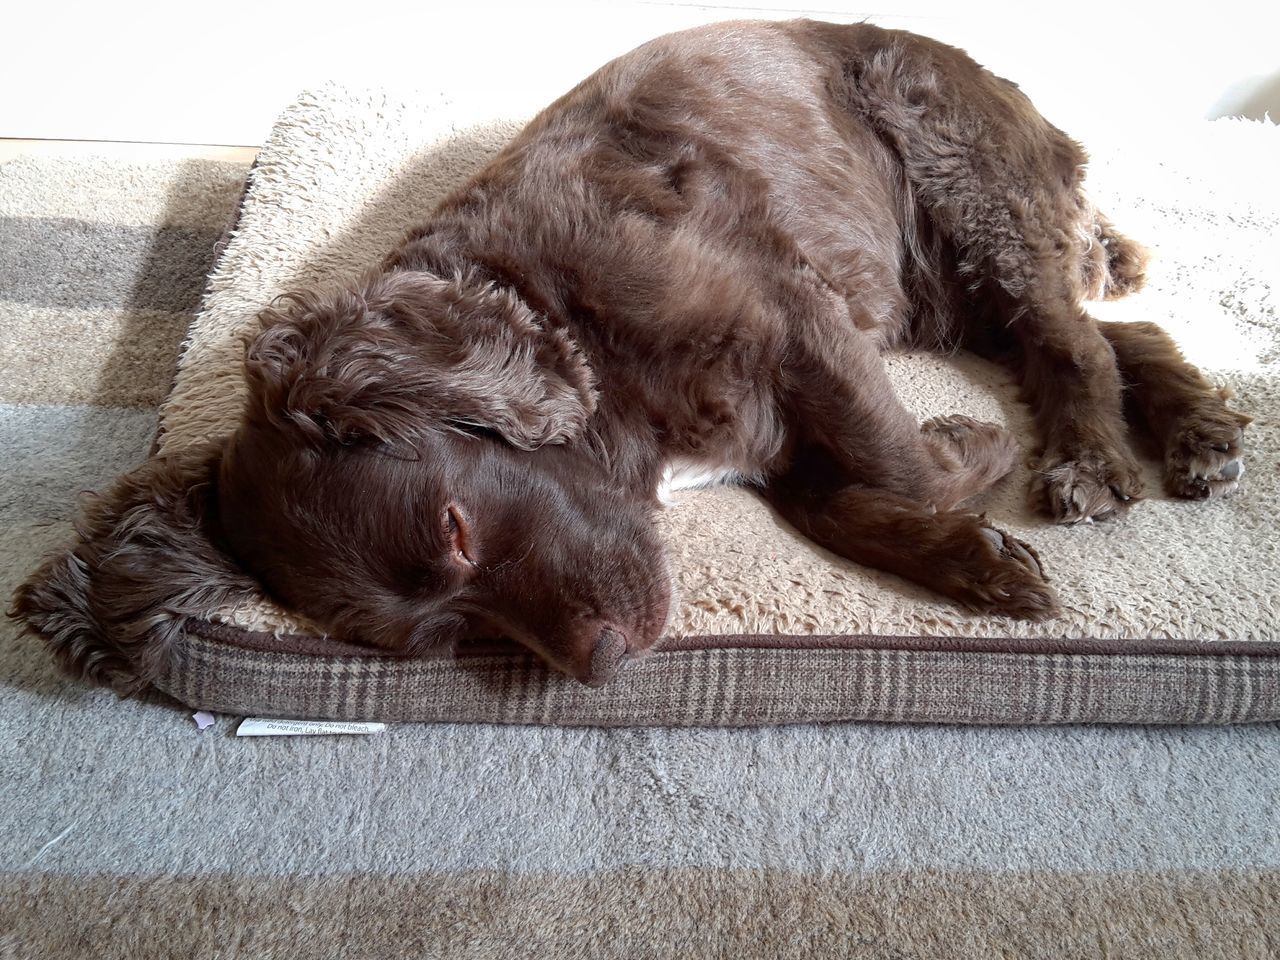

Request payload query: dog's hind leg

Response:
[762,466,1056,619]
[1098,320,1251,499]
[831,25,1144,524]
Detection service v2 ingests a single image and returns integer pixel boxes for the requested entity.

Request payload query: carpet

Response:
[1,142,1279,960]
[135,85,1280,723]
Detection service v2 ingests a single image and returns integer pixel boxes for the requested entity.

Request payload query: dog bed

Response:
[141,87,1280,724]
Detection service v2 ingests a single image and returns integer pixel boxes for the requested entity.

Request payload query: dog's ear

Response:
[244,269,598,451]
[7,443,256,694]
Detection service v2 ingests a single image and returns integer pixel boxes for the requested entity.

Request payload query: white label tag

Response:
[236,718,387,737]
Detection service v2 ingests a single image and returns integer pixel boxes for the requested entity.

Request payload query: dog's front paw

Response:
[965,524,1058,619]
[1164,399,1250,501]
[921,415,1020,507]
[1030,451,1143,524]
[923,415,1020,475]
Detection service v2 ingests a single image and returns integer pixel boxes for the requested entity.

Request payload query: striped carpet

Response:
[2,152,1279,956]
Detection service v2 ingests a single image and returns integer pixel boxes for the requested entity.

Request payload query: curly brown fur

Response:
[7,444,257,693]
[9,20,1248,688]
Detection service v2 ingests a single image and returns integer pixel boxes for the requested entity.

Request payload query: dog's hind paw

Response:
[1030,452,1143,524]
[1164,400,1250,501]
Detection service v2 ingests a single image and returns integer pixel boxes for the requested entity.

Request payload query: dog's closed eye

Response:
[445,504,476,567]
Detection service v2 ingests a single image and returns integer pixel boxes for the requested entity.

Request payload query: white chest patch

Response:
[656,457,744,505]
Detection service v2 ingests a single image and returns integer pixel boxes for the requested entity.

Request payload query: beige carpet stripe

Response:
[0,155,248,228]
[0,303,188,407]
[2,868,1275,959]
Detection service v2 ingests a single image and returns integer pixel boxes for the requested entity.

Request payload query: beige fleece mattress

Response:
[149,86,1280,724]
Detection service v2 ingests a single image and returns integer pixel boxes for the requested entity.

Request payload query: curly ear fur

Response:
[244,269,598,450]
[7,443,257,694]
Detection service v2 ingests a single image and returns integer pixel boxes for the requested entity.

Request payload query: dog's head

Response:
[223,269,673,684]
[10,270,671,691]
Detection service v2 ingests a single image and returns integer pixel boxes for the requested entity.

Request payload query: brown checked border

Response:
[153,616,1280,726]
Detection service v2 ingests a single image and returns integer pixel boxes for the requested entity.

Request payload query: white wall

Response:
[4,0,1277,145]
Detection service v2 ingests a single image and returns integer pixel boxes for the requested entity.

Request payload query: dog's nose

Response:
[582,625,628,687]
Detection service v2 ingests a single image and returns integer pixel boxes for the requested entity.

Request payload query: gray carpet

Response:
[2,153,1279,958]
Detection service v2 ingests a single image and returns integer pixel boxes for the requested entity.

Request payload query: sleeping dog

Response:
[12,20,1249,687]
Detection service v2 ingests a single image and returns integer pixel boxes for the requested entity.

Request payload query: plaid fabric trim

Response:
[153,630,1280,726]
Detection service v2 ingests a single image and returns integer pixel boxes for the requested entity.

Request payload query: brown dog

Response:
[11,20,1249,689]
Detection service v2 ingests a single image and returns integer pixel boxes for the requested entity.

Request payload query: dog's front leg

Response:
[780,313,1020,512]
[763,324,1049,618]
[762,470,1057,619]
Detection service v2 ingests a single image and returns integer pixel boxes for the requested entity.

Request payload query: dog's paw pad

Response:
[979,525,1044,578]
[1030,454,1143,524]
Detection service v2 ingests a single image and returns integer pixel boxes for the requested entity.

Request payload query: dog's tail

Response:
[1085,212,1150,301]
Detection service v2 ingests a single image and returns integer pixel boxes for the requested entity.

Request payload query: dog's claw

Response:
[1004,537,1043,578]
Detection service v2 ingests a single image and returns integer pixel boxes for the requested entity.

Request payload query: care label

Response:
[236,717,387,737]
